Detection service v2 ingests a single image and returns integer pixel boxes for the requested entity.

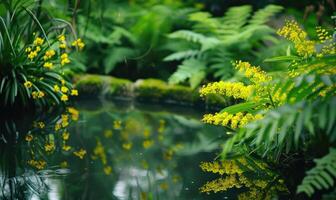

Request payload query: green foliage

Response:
[222,97,336,159]
[200,20,336,198]
[72,1,195,75]
[0,0,80,108]
[165,4,283,88]
[297,148,336,197]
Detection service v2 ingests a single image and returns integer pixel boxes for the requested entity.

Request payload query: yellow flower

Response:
[113,120,122,129]
[53,85,60,92]
[61,94,68,102]
[73,148,86,159]
[58,34,66,42]
[34,121,45,128]
[43,62,53,69]
[59,43,67,49]
[62,144,72,151]
[24,81,33,88]
[61,86,69,93]
[104,166,112,175]
[277,20,316,57]
[62,131,70,140]
[45,142,55,152]
[234,61,271,84]
[122,142,132,150]
[28,159,46,170]
[68,107,79,120]
[38,91,45,98]
[33,37,44,46]
[35,46,41,52]
[55,123,61,131]
[72,38,85,50]
[202,112,263,129]
[200,81,254,100]
[25,134,33,142]
[25,47,32,53]
[142,140,154,149]
[60,53,70,66]
[43,49,56,60]
[71,89,78,96]
[28,51,37,60]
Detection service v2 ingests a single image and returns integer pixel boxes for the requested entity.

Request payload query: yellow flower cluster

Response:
[53,80,78,102]
[93,140,107,164]
[45,142,55,152]
[26,37,44,60]
[277,20,316,57]
[68,107,79,121]
[33,37,44,46]
[58,34,67,49]
[32,91,45,99]
[72,38,85,50]
[200,160,244,175]
[43,49,56,60]
[73,148,86,159]
[43,62,53,69]
[234,61,271,84]
[60,53,70,66]
[28,159,47,170]
[200,175,240,193]
[316,27,333,43]
[202,112,263,129]
[200,81,253,100]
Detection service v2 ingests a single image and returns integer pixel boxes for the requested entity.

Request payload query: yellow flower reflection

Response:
[73,148,86,159]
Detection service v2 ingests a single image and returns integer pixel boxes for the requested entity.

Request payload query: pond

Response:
[0,100,290,200]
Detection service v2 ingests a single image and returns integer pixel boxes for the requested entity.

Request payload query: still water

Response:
[0,100,288,200]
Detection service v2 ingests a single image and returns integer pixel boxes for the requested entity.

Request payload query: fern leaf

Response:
[168,30,205,44]
[248,5,283,26]
[164,50,200,61]
[168,59,206,89]
[297,148,336,197]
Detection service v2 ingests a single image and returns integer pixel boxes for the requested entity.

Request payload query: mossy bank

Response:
[75,74,233,109]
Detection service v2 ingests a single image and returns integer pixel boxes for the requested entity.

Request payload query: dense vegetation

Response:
[0,0,335,199]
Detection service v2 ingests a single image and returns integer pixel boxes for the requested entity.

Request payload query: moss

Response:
[75,74,132,98]
[134,79,200,105]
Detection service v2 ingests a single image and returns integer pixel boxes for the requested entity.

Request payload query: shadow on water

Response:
[0,100,292,199]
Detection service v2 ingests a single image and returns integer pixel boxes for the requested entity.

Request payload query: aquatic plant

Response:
[0,0,83,108]
[200,20,336,197]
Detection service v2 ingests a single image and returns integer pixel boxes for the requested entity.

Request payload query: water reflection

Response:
[0,100,289,199]
[0,107,82,199]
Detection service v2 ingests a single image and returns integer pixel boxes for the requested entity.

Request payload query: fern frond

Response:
[222,97,336,159]
[247,5,283,26]
[164,50,200,61]
[220,5,252,35]
[168,59,206,89]
[297,148,336,197]
[168,30,206,44]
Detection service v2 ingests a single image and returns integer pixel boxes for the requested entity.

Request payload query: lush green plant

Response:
[164,4,283,88]
[199,20,336,198]
[67,0,196,77]
[0,0,82,108]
